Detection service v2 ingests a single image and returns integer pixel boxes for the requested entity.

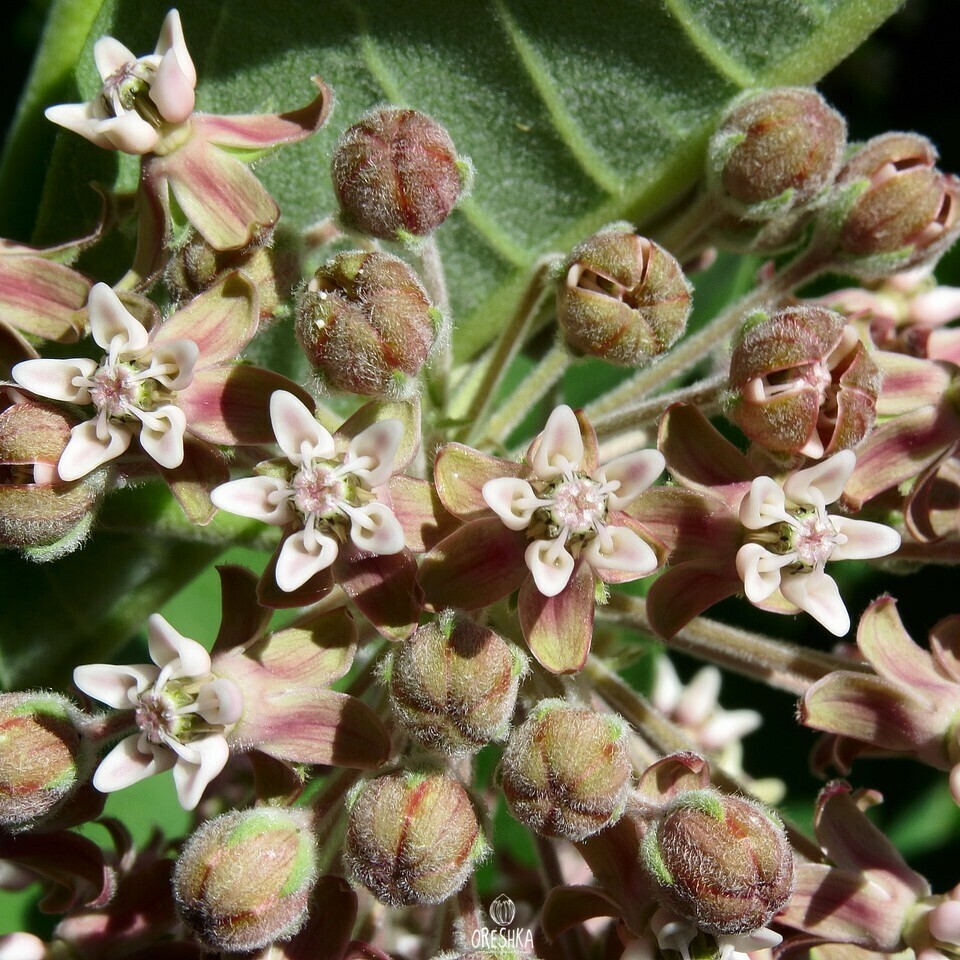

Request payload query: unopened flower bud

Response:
[333,107,467,240]
[834,133,960,276]
[726,306,882,457]
[344,771,487,906]
[499,701,631,841]
[709,88,846,219]
[558,230,691,366]
[0,691,90,832]
[0,389,105,558]
[296,250,441,396]
[640,789,795,935]
[386,613,526,755]
[173,807,317,952]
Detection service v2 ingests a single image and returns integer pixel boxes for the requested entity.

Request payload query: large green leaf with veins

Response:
[0,0,904,688]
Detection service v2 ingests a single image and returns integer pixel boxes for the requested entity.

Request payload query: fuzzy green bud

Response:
[173,807,317,953]
[387,613,525,755]
[639,790,795,936]
[0,691,90,832]
[295,250,439,396]
[333,107,466,240]
[499,701,631,841]
[557,230,691,367]
[344,771,486,906]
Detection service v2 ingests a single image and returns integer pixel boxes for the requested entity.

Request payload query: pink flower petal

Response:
[92,736,174,794]
[194,678,244,726]
[44,102,114,150]
[87,282,149,354]
[92,36,135,80]
[0,255,91,342]
[779,568,850,636]
[11,357,97,403]
[931,615,960,684]
[211,475,295,525]
[646,562,742,639]
[149,49,195,124]
[583,524,659,581]
[275,529,338,592]
[98,111,160,155]
[271,390,332,464]
[525,538,575,597]
[154,9,196,87]
[158,433,228,526]
[146,613,210,678]
[58,419,132,481]
[600,449,665,510]
[385,475,459,552]
[434,442,525,520]
[348,502,405,555]
[483,476,541,530]
[137,403,186,469]
[830,516,901,561]
[736,543,789,603]
[532,404,584,480]
[171,735,229,810]
[346,419,404,488]
[0,933,46,960]
[73,663,157,709]
[739,475,789,529]
[784,450,856,509]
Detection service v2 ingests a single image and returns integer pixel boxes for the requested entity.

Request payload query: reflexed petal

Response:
[93,36,134,80]
[270,390,332,464]
[434,442,525,520]
[532,404,584,479]
[92,736,174,793]
[346,419,404,487]
[0,255,91,342]
[149,49,195,124]
[73,663,157,708]
[171,735,229,810]
[147,613,210,677]
[525,538,576,597]
[58,419,132,481]
[275,530,338,592]
[98,111,160,155]
[148,339,198,390]
[154,9,196,87]
[211,475,295,525]
[784,449,857,509]
[780,569,850,636]
[137,403,186,468]
[831,516,901,561]
[386,475,459,552]
[483,476,541,530]
[646,562,742,640]
[87,282,150,354]
[11,357,97,403]
[44,102,113,150]
[600,449,666,510]
[739,476,788,529]
[348,502,404,555]
[736,543,790,602]
[583,525,658,579]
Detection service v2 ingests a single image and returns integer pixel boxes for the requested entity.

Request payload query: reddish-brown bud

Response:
[726,306,882,457]
[344,771,487,906]
[173,807,317,952]
[709,87,846,219]
[499,701,631,841]
[333,107,467,240]
[386,612,526,755]
[0,691,90,832]
[295,250,440,396]
[557,230,692,366]
[834,133,960,276]
[640,790,795,935]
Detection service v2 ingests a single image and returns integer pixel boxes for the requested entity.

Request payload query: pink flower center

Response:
[90,363,136,417]
[548,477,607,534]
[101,60,158,119]
[292,465,347,518]
[792,512,843,567]
[135,691,175,745]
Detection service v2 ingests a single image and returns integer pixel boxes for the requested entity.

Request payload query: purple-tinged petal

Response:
[151,271,257,361]
[257,543,334,610]
[0,256,90,342]
[171,735,229,810]
[275,529,338,592]
[831,517,901,561]
[532,404,584,479]
[433,442,524,520]
[159,435,229,526]
[87,282,149,354]
[645,562,742,640]
[483,476,542,530]
[128,159,172,286]
[541,885,624,943]
[98,111,160,155]
[149,49,195,124]
[384,475,458,552]
[44,102,114,150]
[334,542,421,642]
[11,358,97,403]
[584,523,659,583]
[418,519,529,610]
[163,138,279,249]
[779,569,850,636]
[784,450,856,508]
[931,615,960,684]
[73,663,156,708]
[179,367,313,446]
[336,399,421,473]
[194,678,243,725]
[212,475,294,525]
[147,613,210,677]
[93,36,134,80]
[93,736,174,794]
[525,537,575,596]
[154,9,196,87]
[519,560,594,674]
[346,420,404,488]
[875,353,952,417]
[600,449,665,510]
[736,543,789,603]
[270,389,331,463]
[58,419,132,481]
[270,875,358,960]
[212,565,271,654]
[137,403,186,468]
[193,76,332,149]
[635,751,712,806]
[739,476,789,529]
[348,502,404,555]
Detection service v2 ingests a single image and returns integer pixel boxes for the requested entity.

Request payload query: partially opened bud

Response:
[640,790,794,935]
[386,613,526,755]
[708,87,846,219]
[344,771,487,906]
[173,807,317,952]
[295,250,440,396]
[558,230,691,366]
[333,107,467,240]
[0,691,90,832]
[499,701,631,841]
[834,133,960,276]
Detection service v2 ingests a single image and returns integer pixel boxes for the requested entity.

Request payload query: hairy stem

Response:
[420,236,453,410]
